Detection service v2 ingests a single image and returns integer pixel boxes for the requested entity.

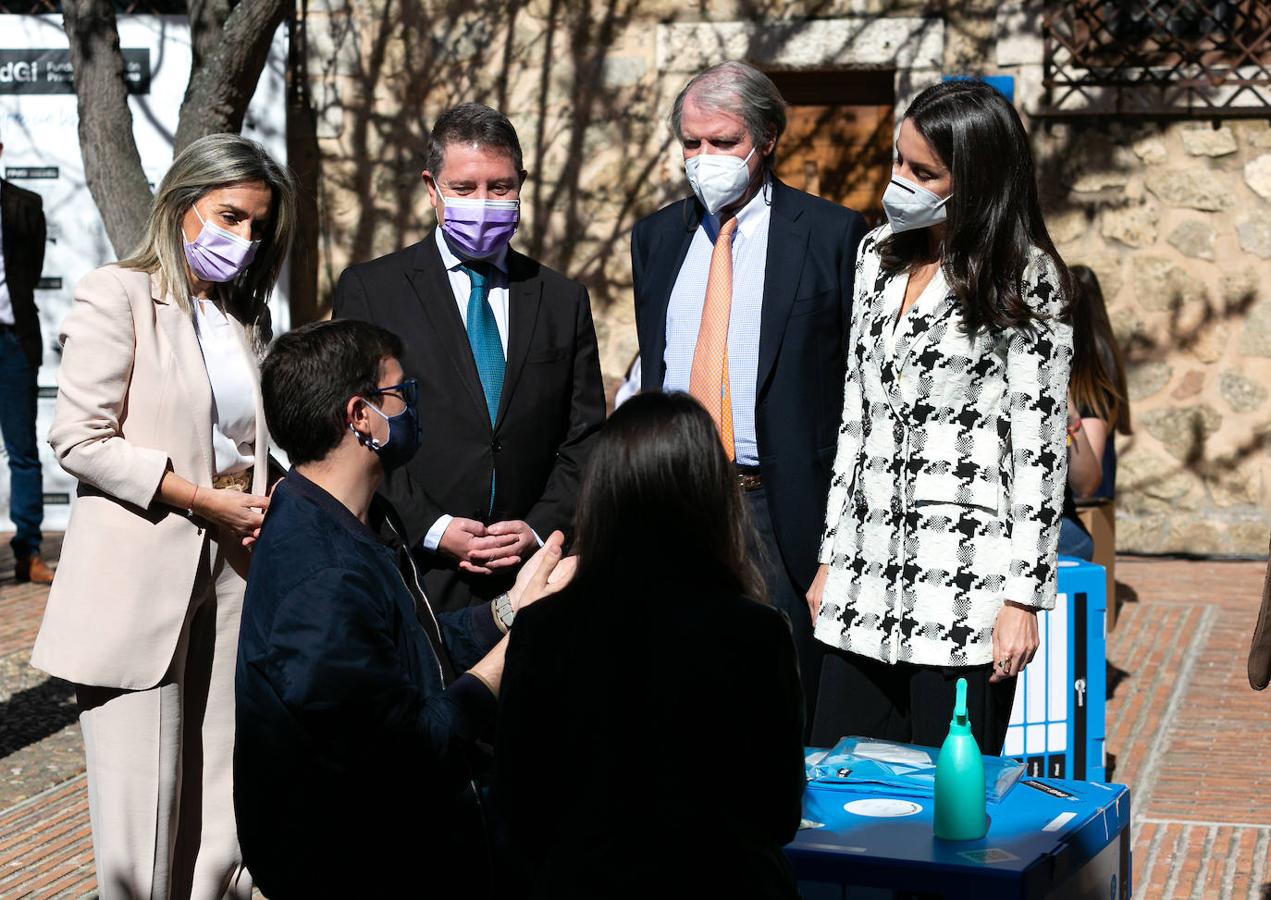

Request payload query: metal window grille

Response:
[1042,0,1271,117]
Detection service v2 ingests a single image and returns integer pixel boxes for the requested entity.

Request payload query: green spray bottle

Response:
[933,677,987,841]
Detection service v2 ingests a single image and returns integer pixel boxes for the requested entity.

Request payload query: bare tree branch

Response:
[188,0,234,75]
[174,0,290,151]
[61,0,153,257]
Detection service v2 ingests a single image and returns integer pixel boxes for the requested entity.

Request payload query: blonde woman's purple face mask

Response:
[181,182,272,283]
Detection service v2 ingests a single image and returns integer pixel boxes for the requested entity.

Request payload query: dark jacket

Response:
[234,471,504,898]
[333,232,606,612]
[496,579,806,899]
[2,179,47,369]
[632,180,867,589]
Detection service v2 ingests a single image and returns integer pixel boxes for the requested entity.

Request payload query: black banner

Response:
[0,48,150,95]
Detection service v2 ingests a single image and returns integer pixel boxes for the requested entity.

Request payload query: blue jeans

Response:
[1058,515,1093,562]
[0,331,42,556]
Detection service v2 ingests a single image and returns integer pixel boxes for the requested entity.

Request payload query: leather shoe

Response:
[15,554,54,584]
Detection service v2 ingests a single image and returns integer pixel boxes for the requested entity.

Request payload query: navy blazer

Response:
[631,180,868,588]
[234,471,504,897]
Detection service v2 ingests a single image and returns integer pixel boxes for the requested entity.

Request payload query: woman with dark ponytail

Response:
[807,80,1074,755]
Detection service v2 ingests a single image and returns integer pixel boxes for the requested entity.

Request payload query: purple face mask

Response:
[440,196,519,259]
[183,206,260,283]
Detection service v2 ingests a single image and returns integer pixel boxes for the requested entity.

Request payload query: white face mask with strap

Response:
[881,174,953,234]
[685,147,756,216]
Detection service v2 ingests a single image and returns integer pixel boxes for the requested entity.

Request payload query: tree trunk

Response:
[61,0,153,258]
[62,0,291,256]
[173,0,290,152]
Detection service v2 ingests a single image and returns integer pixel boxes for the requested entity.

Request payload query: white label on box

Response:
[1043,812,1078,832]
[843,799,923,818]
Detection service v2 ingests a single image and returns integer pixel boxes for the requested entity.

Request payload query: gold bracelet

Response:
[189,484,200,512]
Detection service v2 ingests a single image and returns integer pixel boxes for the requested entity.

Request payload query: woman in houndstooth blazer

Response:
[807,81,1074,755]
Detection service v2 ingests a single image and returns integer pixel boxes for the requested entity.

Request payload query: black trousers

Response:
[743,485,821,737]
[811,647,1018,755]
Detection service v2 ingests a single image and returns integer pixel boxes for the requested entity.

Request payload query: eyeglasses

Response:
[370,378,418,407]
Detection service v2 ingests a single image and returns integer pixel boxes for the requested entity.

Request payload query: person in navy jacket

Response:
[234,319,569,899]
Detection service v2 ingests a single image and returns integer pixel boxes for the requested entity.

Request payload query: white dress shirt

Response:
[424,229,541,552]
[662,179,771,466]
[0,210,12,326]
[192,297,256,476]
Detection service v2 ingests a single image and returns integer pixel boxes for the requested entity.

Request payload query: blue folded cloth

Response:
[804,737,1025,804]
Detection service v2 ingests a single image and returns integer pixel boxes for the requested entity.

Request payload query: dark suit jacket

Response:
[496,578,806,899]
[333,231,605,611]
[632,179,868,589]
[2,179,47,369]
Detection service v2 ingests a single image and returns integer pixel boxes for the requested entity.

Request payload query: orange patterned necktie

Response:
[689,216,739,461]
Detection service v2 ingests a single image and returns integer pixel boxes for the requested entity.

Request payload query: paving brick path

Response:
[1,542,1269,897]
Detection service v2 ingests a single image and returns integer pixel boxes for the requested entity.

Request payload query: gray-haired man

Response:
[632,61,868,730]
[335,103,605,615]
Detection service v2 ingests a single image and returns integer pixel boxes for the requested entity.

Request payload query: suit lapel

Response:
[641,199,698,391]
[756,181,809,398]
[406,235,490,425]
[151,275,215,484]
[494,250,542,431]
[894,271,956,377]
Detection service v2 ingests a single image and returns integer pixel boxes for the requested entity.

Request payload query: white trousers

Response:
[76,535,252,900]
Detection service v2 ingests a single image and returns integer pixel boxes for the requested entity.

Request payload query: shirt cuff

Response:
[529,526,543,547]
[422,514,453,552]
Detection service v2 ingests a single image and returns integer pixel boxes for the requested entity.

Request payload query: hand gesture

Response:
[990,601,1040,683]
[509,531,573,612]
[195,488,270,546]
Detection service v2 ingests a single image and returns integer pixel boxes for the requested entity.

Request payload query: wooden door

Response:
[768,70,894,225]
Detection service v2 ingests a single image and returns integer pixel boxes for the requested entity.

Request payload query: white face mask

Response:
[685,147,756,216]
[881,174,952,234]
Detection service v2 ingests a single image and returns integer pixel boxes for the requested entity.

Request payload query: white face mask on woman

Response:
[685,147,756,215]
[881,174,952,234]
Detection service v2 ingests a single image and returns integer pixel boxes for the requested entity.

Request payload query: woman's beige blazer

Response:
[31,265,268,690]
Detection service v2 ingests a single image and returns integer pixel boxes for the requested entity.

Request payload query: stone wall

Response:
[301,0,1271,555]
[1036,120,1271,556]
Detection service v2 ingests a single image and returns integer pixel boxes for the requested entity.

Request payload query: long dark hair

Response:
[880,80,1072,334]
[1068,265,1131,435]
[571,392,765,603]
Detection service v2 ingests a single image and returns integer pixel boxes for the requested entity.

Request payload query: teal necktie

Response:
[461,262,504,516]
[460,263,505,426]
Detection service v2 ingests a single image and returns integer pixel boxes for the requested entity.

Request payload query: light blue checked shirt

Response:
[663,181,772,467]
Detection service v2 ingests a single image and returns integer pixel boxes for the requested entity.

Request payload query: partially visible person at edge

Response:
[334,102,605,615]
[808,80,1074,756]
[497,392,805,900]
[1057,264,1130,561]
[0,133,52,584]
[30,133,295,899]
[631,61,868,732]
[235,319,571,899]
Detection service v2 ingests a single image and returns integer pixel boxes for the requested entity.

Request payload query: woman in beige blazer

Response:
[31,134,295,899]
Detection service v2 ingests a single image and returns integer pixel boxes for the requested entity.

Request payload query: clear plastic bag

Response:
[805,736,1025,803]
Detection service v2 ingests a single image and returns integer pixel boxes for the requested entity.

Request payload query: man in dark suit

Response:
[335,103,605,613]
[632,61,867,725]
[0,160,51,584]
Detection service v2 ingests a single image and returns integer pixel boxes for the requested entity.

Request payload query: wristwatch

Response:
[493,592,515,632]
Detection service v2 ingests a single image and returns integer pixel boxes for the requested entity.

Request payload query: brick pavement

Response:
[1,545,1270,897]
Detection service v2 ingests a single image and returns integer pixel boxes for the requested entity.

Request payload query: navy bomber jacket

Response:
[234,470,503,899]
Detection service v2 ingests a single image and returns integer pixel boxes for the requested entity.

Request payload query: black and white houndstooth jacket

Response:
[814,225,1074,668]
